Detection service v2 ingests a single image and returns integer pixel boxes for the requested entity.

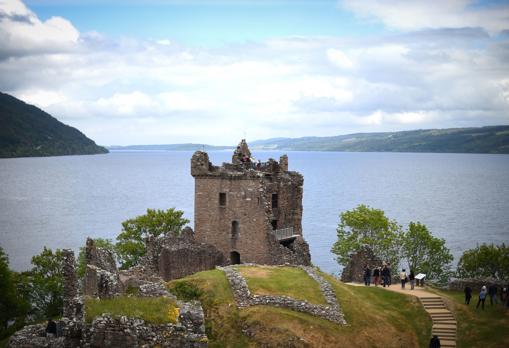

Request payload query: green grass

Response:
[0,337,9,348]
[167,269,250,348]
[237,266,327,305]
[430,288,509,348]
[84,296,178,324]
[168,267,432,347]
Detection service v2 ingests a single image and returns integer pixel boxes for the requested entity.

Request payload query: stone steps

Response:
[418,296,457,348]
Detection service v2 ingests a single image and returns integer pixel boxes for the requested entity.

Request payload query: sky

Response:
[1,0,509,145]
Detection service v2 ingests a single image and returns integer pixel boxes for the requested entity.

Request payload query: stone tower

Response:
[191,139,310,265]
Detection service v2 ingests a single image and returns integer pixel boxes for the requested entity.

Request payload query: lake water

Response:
[1,151,508,274]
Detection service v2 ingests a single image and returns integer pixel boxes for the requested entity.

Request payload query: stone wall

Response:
[340,246,383,283]
[221,265,346,324]
[448,278,507,292]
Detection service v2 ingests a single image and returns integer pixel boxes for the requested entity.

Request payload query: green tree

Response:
[116,208,189,269]
[28,247,64,319]
[331,204,403,268]
[76,238,116,278]
[401,222,453,281]
[456,243,509,280]
[0,247,30,339]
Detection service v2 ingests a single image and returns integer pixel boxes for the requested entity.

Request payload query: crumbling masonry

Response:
[191,139,311,266]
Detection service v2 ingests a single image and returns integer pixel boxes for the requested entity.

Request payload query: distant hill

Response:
[250,126,509,154]
[108,144,234,151]
[0,92,108,158]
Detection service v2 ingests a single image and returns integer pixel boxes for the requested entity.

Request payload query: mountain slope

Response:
[250,126,509,154]
[0,92,108,158]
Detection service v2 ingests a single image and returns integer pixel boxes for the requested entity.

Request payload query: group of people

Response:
[399,269,416,290]
[363,263,398,288]
[464,284,509,310]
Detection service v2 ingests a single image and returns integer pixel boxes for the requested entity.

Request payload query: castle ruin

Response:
[191,139,310,266]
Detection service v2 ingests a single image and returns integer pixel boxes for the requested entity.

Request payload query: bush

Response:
[457,243,509,280]
[169,281,203,301]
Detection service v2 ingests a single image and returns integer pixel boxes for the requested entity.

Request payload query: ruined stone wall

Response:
[340,246,383,283]
[448,278,507,292]
[194,176,274,264]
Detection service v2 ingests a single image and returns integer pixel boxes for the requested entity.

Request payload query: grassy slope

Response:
[167,268,431,348]
[238,266,327,305]
[430,288,509,348]
[84,296,178,324]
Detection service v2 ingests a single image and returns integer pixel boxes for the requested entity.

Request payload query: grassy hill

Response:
[0,92,108,158]
[167,267,432,347]
[250,126,509,154]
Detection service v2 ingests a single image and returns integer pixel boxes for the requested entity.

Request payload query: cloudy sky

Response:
[1,0,508,145]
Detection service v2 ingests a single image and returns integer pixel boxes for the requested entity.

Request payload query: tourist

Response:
[363,265,372,286]
[382,265,390,287]
[409,270,415,290]
[501,286,508,303]
[429,335,441,348]
[387,263,392,286]
[476,285,488,310]
[488,284,498,305]
[400,269,407,289]
[373,266,380,286]
[464,286,472,305]
[45,318,57,337]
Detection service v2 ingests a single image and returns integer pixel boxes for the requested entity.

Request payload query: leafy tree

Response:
[401,222,453,281]
[76,238,116,278]
[331,204,403,268]
[116,208,189,269]
[0,247,30,339]
[456,243,509,280]
[28,247,64,319]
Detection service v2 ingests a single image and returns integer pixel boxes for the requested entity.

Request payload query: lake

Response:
[1,150,508,274]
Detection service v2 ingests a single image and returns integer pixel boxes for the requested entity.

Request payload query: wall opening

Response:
[230,251,241,265]
[271,193,278,209]
[219,192,227,207]
[271,219,278,230]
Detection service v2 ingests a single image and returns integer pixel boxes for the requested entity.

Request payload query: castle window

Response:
[231,221,240,239]
[271,219,278,230]
[271,193,278,209]
[219,192,227,207]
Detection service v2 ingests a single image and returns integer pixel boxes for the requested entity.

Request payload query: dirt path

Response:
[346,282,457,347]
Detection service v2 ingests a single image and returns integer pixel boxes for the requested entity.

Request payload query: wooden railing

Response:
[272,227,296,241]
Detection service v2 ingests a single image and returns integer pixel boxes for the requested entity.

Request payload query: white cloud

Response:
[0,0,79,57]
[341,0,509,34]
[327,48,355,69]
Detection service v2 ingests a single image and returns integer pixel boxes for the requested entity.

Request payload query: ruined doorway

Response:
[230,251,241,265]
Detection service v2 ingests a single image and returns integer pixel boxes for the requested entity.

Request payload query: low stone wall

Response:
[448,278,507,292]
[82,314,207,348]
[220,265,346,324]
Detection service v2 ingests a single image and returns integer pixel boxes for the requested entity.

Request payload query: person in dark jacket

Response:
[373,266,380,286]
[409,270,415,290]
[363,265,372,286]
[382,265,390,287]
[429,335,441,348]
[488,284,498,305]
[464,286,472,305]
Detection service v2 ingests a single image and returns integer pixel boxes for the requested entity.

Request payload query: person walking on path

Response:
[409,270,415,290]
[464,286,472,305]
[387,263,392,286]
[476,285,488,310]
[488,284,498,305]
[363,265,372,286]
[373,266,380,287]
[429,335,441,348]
[382,265,390,287]
[400,269,407,289]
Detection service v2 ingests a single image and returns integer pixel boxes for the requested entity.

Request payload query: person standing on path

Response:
[464,286,472,305]
[476,285,488,310]
[382,265,389,287]
[400,269,407,289]
[387,263,392,286]
[488,284,498,305]
[373,266,380,286]
[409,270,415,290]
[363,265,372,286]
